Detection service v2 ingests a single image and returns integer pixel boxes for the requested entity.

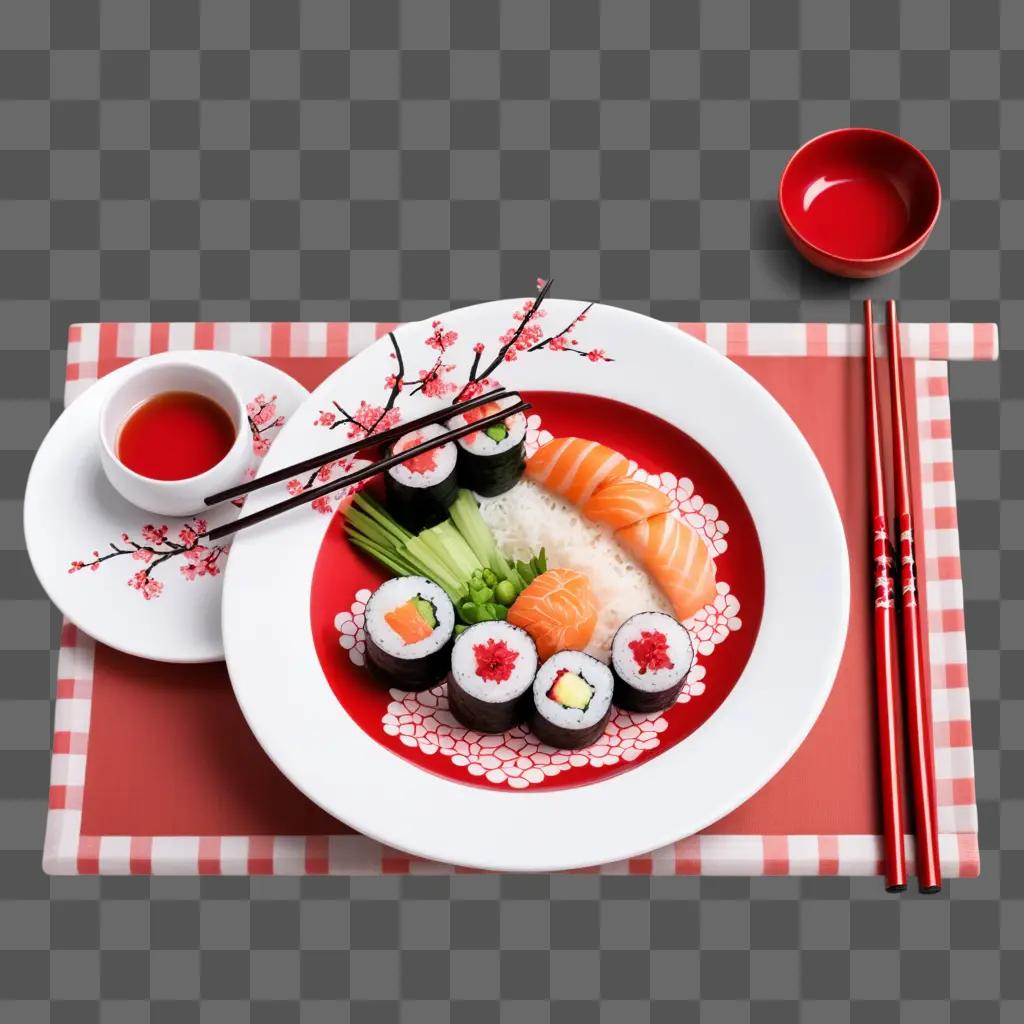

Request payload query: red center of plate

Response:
[309,392,765,792]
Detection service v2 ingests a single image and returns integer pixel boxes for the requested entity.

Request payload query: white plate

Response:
[222,299,849,871]
[24,351,308,663]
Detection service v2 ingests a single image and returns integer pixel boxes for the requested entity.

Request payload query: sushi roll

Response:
[447,621,539,733]
[446,394,527,497]
[610,611,695,713]
[384,423,458,531]
[363,577,456,692]
[530,651,613,750]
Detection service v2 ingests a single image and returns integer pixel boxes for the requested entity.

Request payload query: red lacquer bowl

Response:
[778,128,941,279]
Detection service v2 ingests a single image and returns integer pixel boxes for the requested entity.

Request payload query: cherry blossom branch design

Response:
[246,393,286,456]
[69,520,226,601]
[298,280,611,513]
[68,393,288,598]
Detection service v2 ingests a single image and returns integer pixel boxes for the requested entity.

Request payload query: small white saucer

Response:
[24,351,309,663]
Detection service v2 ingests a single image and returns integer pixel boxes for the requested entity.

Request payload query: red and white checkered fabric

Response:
[45,320,988,876]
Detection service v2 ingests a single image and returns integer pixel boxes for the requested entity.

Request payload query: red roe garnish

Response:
[628,630,674,675]
[394,432,439,475]
[473,638,519,683]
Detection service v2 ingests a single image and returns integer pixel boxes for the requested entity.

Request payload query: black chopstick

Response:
[204,385,514,506]
[205,400,532,543]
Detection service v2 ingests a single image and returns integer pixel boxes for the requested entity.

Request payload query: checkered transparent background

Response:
[0,0,1018,1019]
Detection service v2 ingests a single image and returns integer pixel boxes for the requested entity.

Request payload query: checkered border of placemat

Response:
[43,320,991,875]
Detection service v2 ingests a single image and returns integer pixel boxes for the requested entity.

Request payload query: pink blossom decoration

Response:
[247,393,284,454]
[128,570,163,601]
[69,516,228,600]
[425,320,458,352]
[141,524,168,544]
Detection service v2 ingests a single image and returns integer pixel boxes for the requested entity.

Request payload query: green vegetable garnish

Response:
[411,597,437,629]
[344,489,543,626]
[484,423,509,443]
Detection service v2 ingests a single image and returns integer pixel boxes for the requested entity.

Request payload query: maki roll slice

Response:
[363,577,455,692]
[447,621,539,733]
[384,423,458,532]
[610,611,694,713]
[446,394,527,497]
[530,651,613,750]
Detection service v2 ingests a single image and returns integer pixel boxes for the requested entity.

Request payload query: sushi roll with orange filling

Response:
[363,577,455,691]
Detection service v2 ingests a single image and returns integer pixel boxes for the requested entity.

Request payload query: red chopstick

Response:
[864,300,908,893]
[885,300,942,894]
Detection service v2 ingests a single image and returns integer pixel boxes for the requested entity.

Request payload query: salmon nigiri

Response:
[615,513,716,621]
[507,568,598,661]
[582,477,673,531]
[526,437,630,506]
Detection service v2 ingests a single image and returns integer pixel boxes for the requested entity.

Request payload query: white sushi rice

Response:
[478,479,671,660]
[364,577,455,660]
[611,611,694,692]
[446,394,526,456]
[450,621,537,702]
[388,423,457,489]
[533,651,613,730]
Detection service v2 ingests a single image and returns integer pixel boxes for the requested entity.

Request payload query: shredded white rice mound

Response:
[478,479,671,661]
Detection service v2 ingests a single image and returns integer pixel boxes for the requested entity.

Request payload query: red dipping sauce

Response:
[117,391,237,481]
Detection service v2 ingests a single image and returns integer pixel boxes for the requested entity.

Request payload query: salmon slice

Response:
[384,599,433,645]
[582,478,673,531]
[526,437,630,506]
[615,513,717,621]
[507,568,598,661]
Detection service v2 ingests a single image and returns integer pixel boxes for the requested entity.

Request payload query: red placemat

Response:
[44,320,990,875]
